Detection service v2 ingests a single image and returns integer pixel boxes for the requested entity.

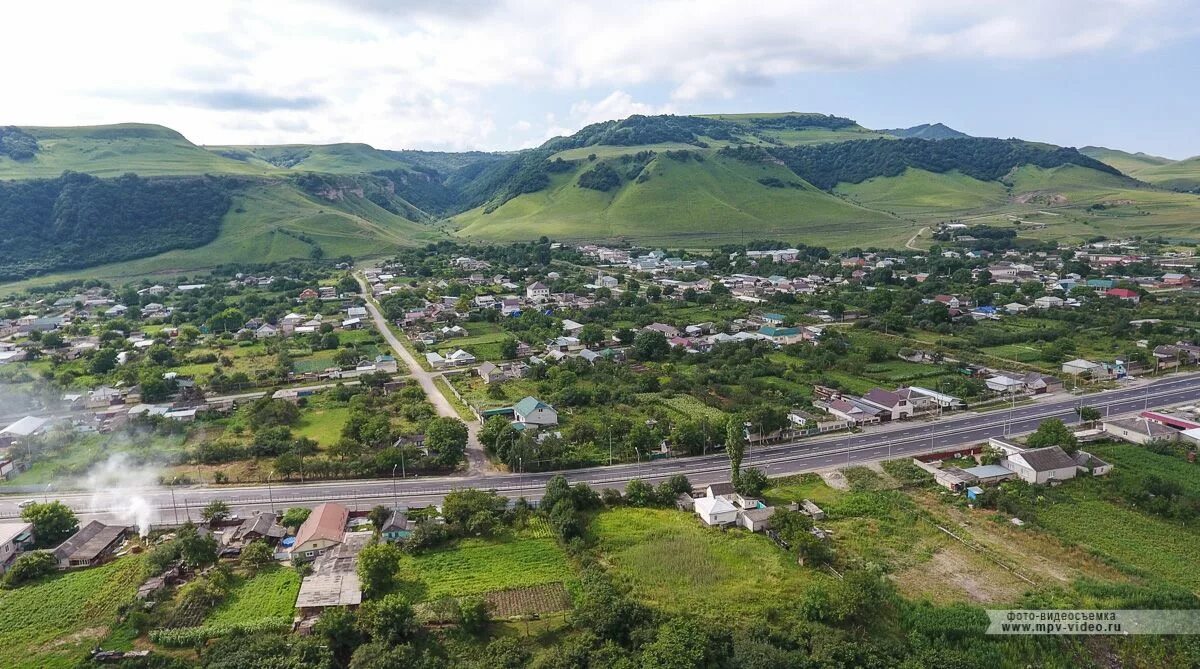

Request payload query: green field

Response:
[454,152,913,248]
[591,507,827,618]
[397,526,572,601]
[0,556,145,669]
[204,567,302,626]
[1134,155,1200,191]
[293,406,352,446]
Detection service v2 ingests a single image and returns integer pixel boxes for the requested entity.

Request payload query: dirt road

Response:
[355,275,492,474]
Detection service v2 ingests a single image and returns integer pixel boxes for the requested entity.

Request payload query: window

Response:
[305,551,314,557]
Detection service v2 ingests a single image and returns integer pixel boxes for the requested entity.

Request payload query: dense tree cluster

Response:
[0,172,231,279]
[722,137,1125,190]
[0,126,38,160]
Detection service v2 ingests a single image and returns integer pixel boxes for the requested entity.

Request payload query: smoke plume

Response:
[82,453,160,537]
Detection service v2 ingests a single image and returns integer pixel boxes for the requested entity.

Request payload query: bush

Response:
[1,551,56,587]
[148,618,291,647]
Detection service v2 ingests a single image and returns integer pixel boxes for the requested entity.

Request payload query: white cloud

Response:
[1,0,1195,149]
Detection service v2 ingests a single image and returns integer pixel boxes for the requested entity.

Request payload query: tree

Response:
[357,542,404,597]
[282,507,311,529]
[357,592,417,645]
[21,501,77,548]
[89,348,119,374]
[208,307,246,333]
[2,551,56,587]
[1077,406,1102,424]
[314,607,364,665]
[368,505,392,534]
[425,417,468,467]
[736,467,768,496]
[579,323,604,348]
[201,500,231,523]
[175,522,218,568]
[458,596,490,634]
[614,327,635,345]
[1025,418,1078,453]
[499,338,519,360]
[542,474,572,512]
[240,540,274,572]
[624,479,657,507]
[442,488,507,535]
[725,417,745,485]
[632,330,669,361]
[671,419,707,456]
[641,619,720,669]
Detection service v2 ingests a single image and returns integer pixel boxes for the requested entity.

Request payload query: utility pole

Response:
[392,464,399,509]
[266,472,274,513]
[169,479,179,525]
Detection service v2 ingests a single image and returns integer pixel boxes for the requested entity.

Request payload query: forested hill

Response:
[0,172,231,280]
[736,137,1127,190]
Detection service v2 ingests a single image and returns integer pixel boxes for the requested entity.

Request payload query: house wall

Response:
[700,509,738,526]
[293,538,339,560]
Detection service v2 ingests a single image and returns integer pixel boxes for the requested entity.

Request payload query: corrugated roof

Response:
[1014,446,1077,472]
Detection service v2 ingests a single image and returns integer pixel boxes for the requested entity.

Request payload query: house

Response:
[1062,359,1105,379]
[255,324,279,338]
[1074,451,1113,476]
[514,396,558,426]
[294,532,368,617]
[54,521,130,569]
[526,282,550,300]
[598,275,619,289]
[694,495,739,526]
[1161,273,1192,287]
[0,416,50,442]
[477,361,507,384]
[0,522,34,574]
[290,502,349,562]
[739,506,776,532]
[642,322,680,338]
[860,389,914,421]
[1023,373,1063,394]
[561,319,585,335]
[822,398,882,425]
[1102,417,1179,445]
[1003,446,1079,484]
[1105,288,1140,303]
[225,512,286,547]
[985,375,1024,394]
[1033,295,1064,309]
[445,349,476,366]
[380,509,413,543]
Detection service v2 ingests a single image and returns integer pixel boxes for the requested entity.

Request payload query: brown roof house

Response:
[290,503,348,562]
[54,521,130,569]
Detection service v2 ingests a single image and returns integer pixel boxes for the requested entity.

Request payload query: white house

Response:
[694,495,739,526]
[513,396,558,426]
[1034,295,1064,309]
[526,282,550,300]
[1003,446,1079,484]
[1062,359,1105,378]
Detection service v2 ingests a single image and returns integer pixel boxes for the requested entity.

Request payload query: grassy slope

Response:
[1134,155,1200,191]
[1079,146,1174,176]
[835,168,1008,217]
[455,152,913,248]
[0,124,279,179]
[1,181,440,291]
[204,567,302,625]
[206,143,413,174]
[825,163,1200,245]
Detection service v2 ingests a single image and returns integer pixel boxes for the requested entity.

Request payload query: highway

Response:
[1,372,1196,525]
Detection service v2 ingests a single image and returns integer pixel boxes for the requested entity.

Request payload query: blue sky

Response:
[5,0,1199,157]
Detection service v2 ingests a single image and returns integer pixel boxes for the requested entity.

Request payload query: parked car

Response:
[17,499,35,509]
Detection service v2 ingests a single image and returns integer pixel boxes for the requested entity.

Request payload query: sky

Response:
[6,0,1200,157]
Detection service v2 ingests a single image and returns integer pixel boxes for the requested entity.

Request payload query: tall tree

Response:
[725,417,746,485]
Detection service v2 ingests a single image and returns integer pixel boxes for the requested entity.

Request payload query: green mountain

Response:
[3,113,1199,286]
[879,123,970,140]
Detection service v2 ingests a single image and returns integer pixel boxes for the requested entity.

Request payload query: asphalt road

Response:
[2,372,1197,525]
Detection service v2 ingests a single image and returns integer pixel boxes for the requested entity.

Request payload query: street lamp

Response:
[266,472,275,513]
[169,478,180,525]
[391,464,399,509]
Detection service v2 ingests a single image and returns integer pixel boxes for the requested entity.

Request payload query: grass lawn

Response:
[591,507,828,619]
[204,567,302,626]
[396,525,572,602]
[294,405,352,446]
[0,555,145,669]
[435,377,476,422]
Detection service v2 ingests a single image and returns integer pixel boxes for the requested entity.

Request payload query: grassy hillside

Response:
[1079,146,1174,176]
[0,124,280,179]
[2,180,440,290]
[1134,156,1200,192]
[208,143,411,174]
[835,168,1008,217]
[455,151,913,247]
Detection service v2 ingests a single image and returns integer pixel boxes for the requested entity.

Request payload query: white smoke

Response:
[82,453,160,537]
